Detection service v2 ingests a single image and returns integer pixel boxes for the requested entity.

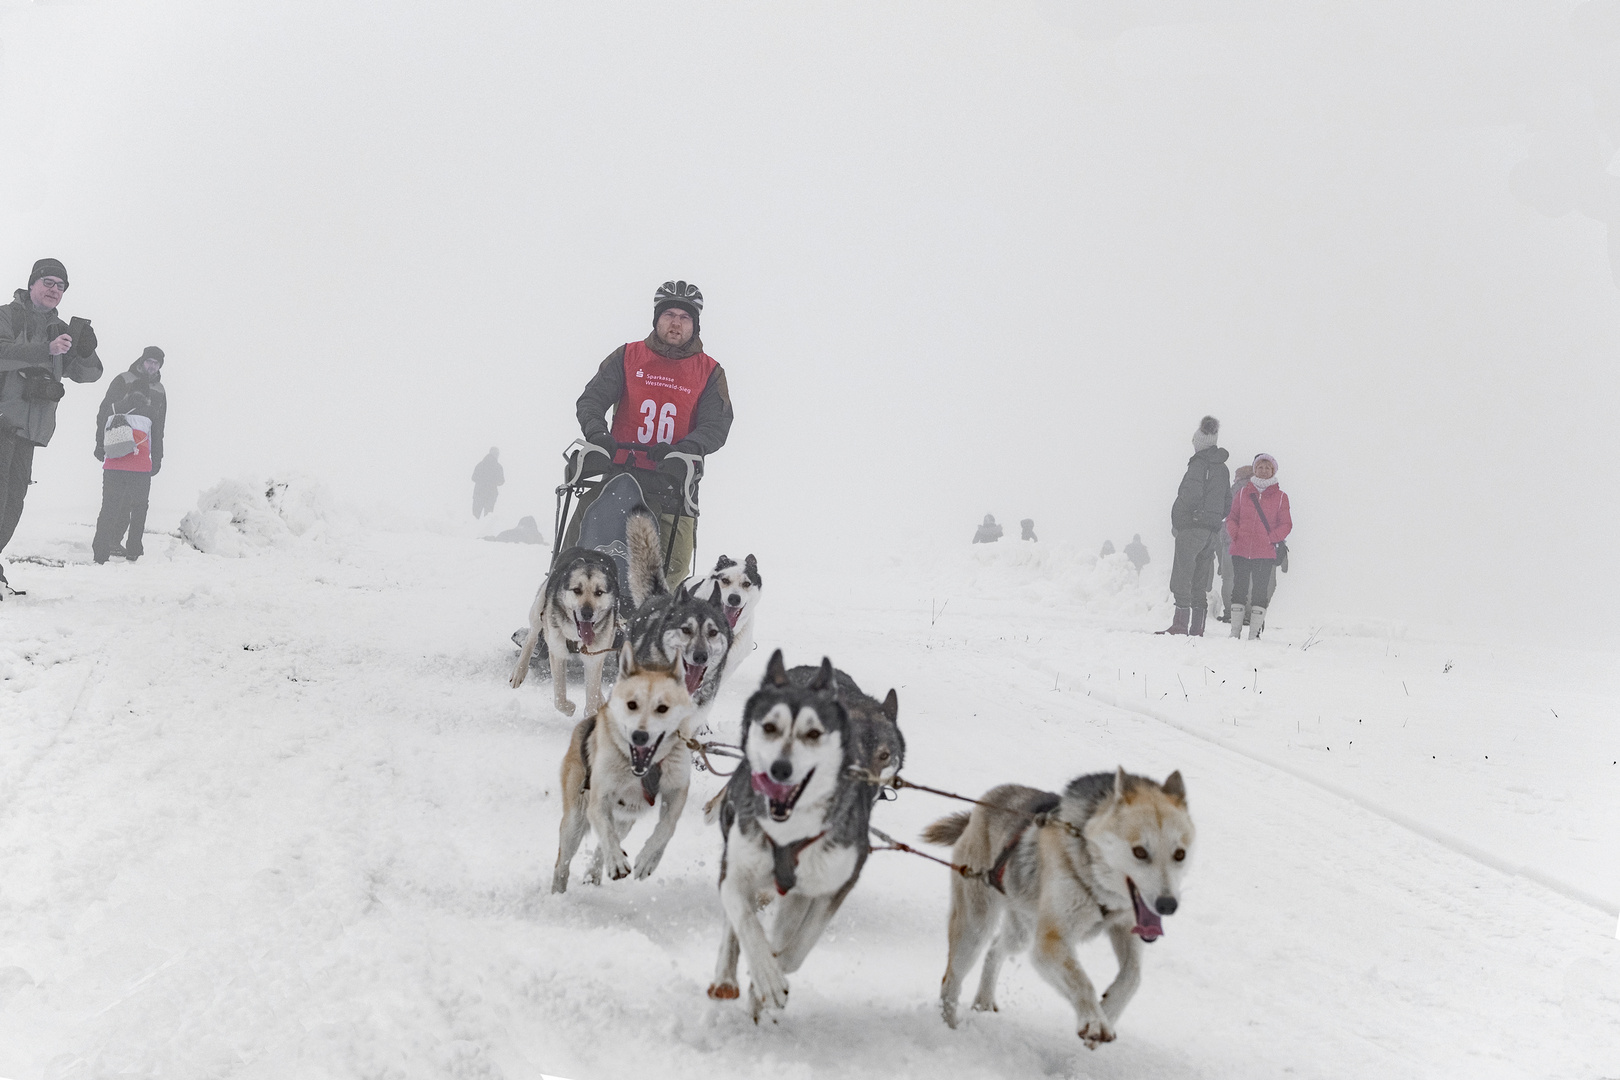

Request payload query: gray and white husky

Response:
[690,553,763,682]
[707,651,896,1017]
[624,509,732,727]
[510,546,620,716]
[924,768,1196,1048]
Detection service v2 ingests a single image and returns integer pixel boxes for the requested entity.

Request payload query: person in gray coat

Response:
[472,447,503,518]
[1216,464,1252,623]
[1124,533,1150,571]
[1158,416,1230,636]
[0,259,104,594]
[972,514,1003,544]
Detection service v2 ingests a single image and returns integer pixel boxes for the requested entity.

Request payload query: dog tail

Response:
[921,812,971,846]
[702,787,728,826]
[625,507,667,609]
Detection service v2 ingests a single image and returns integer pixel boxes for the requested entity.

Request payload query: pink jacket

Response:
[1226,482,1292,560]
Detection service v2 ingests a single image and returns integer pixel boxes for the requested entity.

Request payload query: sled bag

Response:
[103,414,138,459]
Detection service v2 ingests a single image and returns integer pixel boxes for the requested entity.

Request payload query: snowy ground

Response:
[1,487,1616,1080]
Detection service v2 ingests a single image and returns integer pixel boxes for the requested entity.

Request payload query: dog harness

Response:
[578,717,662,805]
[609,340,718,470]
[987,792,1063,894]
[766,832,827,895]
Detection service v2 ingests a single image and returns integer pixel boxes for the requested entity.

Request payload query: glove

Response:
[77,324,98,357]
[94,447,105,462]
[150,463,161,476]
[586,431,618,454]
[648,443,673,462]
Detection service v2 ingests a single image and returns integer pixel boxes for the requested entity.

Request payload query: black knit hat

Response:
[29,258,68,287]
[139,346,165,367]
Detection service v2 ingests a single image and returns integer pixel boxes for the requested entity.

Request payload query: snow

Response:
[1,499,1616,1080]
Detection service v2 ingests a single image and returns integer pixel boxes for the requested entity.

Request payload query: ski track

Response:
[0,527,1615,1079]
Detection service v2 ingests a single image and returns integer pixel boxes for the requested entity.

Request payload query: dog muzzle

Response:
[629,732,665,776]
[751,768,814,822]
[1126,878,1165,942]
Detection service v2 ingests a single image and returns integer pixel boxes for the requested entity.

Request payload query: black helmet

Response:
[653,280,704,335]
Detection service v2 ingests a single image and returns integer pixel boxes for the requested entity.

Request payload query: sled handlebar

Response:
[559,439,703,517]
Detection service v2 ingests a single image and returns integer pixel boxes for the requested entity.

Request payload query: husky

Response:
[924,768,1195,1048]
[691,553,763,681]
[510,547,621,716]
[706,651,889,1016]
[552,642,695,893]
[624,509,732,726]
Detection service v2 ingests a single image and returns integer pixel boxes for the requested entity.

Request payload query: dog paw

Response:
[707,981,739,1000]
[550,875,569,894]
[632,848,664,879]
[941,1000,959,1029]
[971,997,998,1014]
[554,697,577,717]
[583,866,602,886]
[1077,1015,1115,1049]
[605,849,632,880]
[750,969,789,1012]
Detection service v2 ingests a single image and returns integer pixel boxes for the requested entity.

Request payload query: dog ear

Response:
[744,554,759,582]
[1162,770,1186,803]
[713,554,736,572]
[1113,766,1130,800]
[707,581,725,610]
[809,657,835,692]
[882,689,899,724]
[670,651,687,688]
[620,640,638,677]
[764,649,789,688]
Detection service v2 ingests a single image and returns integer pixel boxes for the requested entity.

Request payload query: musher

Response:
[570,280,733,589]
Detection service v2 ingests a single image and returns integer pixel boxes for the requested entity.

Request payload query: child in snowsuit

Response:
[1224,453,1291,640]
[93,347,166,563]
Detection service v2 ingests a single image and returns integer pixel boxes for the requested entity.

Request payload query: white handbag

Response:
[103,414,138,458]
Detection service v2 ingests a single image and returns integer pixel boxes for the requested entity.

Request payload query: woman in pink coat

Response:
[1224,453,1291,640]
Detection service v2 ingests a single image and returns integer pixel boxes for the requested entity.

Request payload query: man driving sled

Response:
[569,280,733,589]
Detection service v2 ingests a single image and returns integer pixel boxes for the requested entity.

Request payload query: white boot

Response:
[1229,604,1245,638]
[1248,606,1267,640]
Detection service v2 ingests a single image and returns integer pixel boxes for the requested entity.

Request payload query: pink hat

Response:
[1253,453,1278,472]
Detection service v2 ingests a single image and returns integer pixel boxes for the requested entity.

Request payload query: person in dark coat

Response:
[1159,416,1230,637]
[472,448,503,518]
[1124,533,1150,571]
[1020,518,1037,542]
[972,514,1003,544]
[92,347,167,562]
[1099,539,1115,557]
[570,281,733,589]
[0,259,104,593]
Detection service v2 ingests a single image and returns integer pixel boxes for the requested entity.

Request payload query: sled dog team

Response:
[511,513,1196,1048]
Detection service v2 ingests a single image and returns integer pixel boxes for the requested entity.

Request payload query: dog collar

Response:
[766,832,826,895]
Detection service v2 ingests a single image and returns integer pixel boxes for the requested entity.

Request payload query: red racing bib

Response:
[608,340,718,470]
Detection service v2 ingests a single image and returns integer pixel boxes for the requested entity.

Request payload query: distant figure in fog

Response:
[487,515,544,544]
[972,514,1003,544]
[1159,416,1229,637]
[92,347,166,563]
[1225,453,1291,641]
[1124,533,1150,571]
[472,448,503,518]
[1099,539,1115,557]
[1217,464,1252,623]
[1020,518,1037,542]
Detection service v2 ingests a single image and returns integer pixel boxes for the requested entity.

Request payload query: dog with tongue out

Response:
[707,650,887,1019]
[923,767,1196,1049]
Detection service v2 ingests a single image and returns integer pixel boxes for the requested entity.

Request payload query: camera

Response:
[17,369,65,402]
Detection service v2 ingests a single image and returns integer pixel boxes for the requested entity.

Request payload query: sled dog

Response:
[692,553,763,681]
[925,768,1195,1048]
[511,547,621,716]
[707,651,892,1016]
[552,642,695,893]
[624,509,732,726]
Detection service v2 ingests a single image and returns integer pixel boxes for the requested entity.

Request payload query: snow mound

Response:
[179,475,354,557]
[952,541,1162,619]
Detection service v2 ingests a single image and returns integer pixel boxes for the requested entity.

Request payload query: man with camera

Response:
[0,259,104,594]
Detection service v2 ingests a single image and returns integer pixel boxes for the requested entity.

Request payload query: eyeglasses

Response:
[37,278,67,292]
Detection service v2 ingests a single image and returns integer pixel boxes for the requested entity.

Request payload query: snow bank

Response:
[943,541,1162,620]
[179,475,355,557]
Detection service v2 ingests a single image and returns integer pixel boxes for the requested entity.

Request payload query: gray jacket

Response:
[0,290,104,446]
[1170,446,1231,531]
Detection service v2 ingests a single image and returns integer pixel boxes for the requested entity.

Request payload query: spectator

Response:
[472,448,503,518]
[1099,539,1115,557]
[1159,416,1229,637]
[0,259,104,594]
[1020,518,1037,542]
[972,514,1003,544]
[1225,453,1291,640]
[1123,533,1150,571]
[92,347,166,563]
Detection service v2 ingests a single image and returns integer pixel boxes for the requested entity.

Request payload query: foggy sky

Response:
[4,0,1618,641]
